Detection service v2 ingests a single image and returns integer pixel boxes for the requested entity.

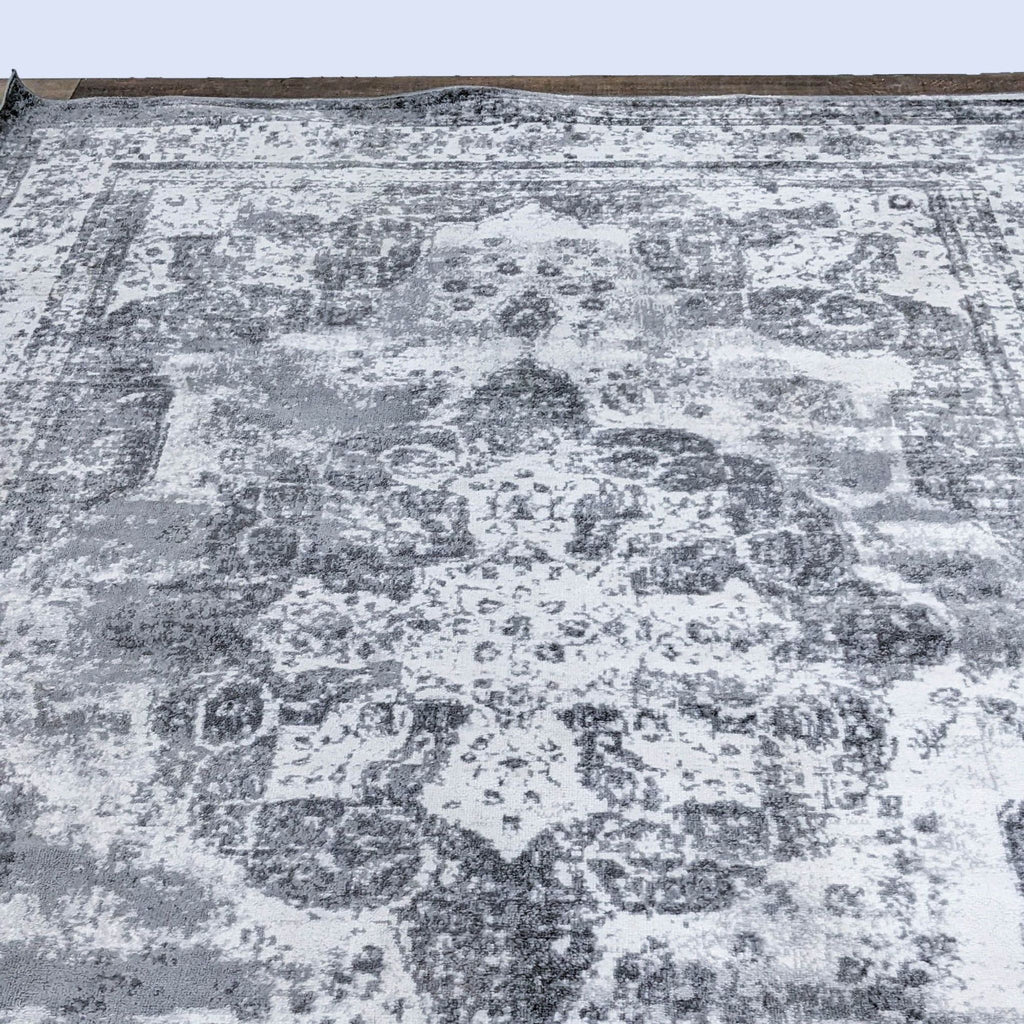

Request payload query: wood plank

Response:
[70,73,1024,100]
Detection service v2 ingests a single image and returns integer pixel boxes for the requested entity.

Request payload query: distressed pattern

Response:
[3,72,1024,1023]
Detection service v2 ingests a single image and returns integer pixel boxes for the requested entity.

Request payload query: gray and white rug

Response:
[3,70,1024,1023]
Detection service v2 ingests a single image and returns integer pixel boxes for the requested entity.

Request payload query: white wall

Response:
[3,0,1023,78]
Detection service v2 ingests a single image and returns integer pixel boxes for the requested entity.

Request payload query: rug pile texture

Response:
[4,72,1024,1023]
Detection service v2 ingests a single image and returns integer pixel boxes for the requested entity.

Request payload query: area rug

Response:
[3,71,1024,1024]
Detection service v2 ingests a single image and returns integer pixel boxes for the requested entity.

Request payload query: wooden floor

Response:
[6,74,1024,101]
